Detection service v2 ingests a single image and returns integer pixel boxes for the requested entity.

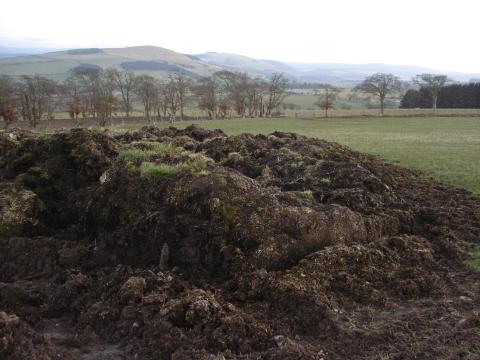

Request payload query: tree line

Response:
[401,82,480,109]
[317,73,452,117]
[1,68,473,127]
[0,69,288,128]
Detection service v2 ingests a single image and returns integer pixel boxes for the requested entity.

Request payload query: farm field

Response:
[117,116,480,194]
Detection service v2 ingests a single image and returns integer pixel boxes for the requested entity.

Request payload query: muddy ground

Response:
[0,125,479,359]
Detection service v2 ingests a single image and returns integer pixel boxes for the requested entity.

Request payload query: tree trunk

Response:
[380,97,385,117]
[433,95,437,115]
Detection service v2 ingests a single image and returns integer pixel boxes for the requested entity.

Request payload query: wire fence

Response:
[4,115,214,129]
[283,108,480,118]
[3,108,480,130]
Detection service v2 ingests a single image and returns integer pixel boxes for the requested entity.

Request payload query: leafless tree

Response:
[355,73,402,116]
[106,68,136,117]
[18,75,58,127]
[265,73,288,117]
[194,76,220,119]
[169,73,190,121]
[215,71,250,117]
[154,83,169,121]
[213,71,267,118]
[134,75,157,122]
[0,75,20,128]
[63,75,88,125]
[69,68,116,126]
[414,74,449,114]
[315,85,340,118]
[246,77,266,117]
[164,76,180,122]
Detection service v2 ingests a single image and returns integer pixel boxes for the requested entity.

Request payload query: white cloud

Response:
[0,0,479,72]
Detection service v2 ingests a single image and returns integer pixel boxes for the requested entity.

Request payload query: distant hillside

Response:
[0,45,479,85]
[194,52,295,76]
[0,46,64,59]
[286,63,480,84]
[0,46,223,81]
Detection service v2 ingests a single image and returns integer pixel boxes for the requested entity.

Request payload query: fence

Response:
[3,115,213,130]
[284,108,480,119]
[3,109,480,130]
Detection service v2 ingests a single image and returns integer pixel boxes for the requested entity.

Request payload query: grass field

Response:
[116,116,480,194]
[284,90,379,111]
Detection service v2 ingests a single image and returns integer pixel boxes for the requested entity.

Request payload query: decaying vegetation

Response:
[0,125,479,359]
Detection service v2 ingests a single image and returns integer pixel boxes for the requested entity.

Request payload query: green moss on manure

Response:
[298,190,314,200]
[119,142,177,162]
[179,153,214,175]
[127,163,140,176]
[222,204,238,224]
[465,249,480,271]
[139,162,177,178]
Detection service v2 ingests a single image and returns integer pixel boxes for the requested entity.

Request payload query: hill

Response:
[0,46,65,59]
[0,45,223,81]
[287,62,480,84]
[1,45,480,84]
[194,51,296,76]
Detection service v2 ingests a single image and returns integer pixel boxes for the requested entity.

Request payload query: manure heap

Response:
[0,125,479,359]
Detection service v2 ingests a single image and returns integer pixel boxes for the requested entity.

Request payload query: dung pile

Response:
[0,125,479,360]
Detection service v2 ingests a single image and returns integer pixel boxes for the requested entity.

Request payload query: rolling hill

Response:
[0,46,223,81]
[1,45,479,85]
[194,52,296,76]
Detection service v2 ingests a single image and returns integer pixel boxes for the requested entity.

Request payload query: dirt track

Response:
[0,125,479,359]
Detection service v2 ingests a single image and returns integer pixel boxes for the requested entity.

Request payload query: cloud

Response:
[0,0,479,72]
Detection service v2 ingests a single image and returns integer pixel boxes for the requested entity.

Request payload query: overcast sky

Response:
[1,0,479,72]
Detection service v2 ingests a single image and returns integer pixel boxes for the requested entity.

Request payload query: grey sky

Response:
[1,0,479,72]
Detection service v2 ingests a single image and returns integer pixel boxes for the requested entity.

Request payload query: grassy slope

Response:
[0,46,221,80]
[118,117,480,194]
[195,52,290,74]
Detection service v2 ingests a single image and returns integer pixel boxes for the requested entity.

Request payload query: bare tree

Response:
[106,68,136,117]
[355,73,402,116]
[215,71,250,117]
[134,75,157,122]
[18,75,58,128]
[217,98,229,119]
[69,68,116,126]
[213,71,268,118]
[169,73,190,120]
[246,77,266,118]
[96,78,117,126]
[154,83,169,121]
[414,74,449,114]
[194,76,219,119]
[265,73,288,117]
[63,75,88,125]
[163,76,180,122]
[315,85,340,118]
[0,75,20,128]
